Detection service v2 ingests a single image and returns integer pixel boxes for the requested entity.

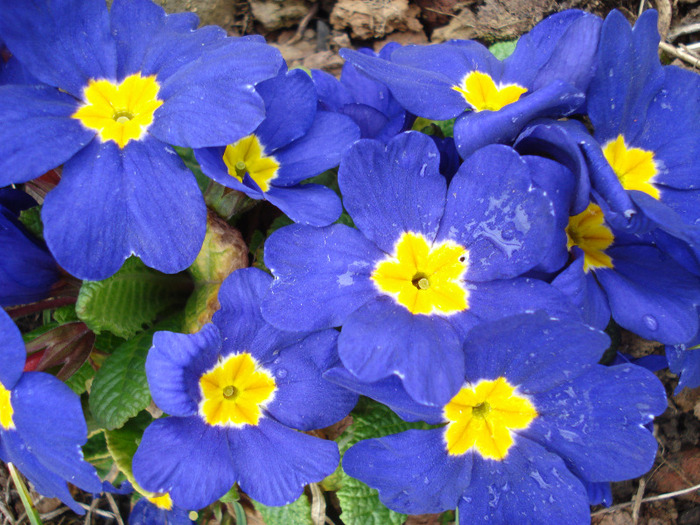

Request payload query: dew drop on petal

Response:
[642,314,658,331]
[276,368,288,379]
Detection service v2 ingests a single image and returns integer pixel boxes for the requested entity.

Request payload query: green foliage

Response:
[65,361,96,395]
[254,494,313,525]
[104,411,153,486]
[83,431,113,478]
[53,304,79,324]
[21,322,59,344]
[412,117,456,138]
[489,39,518,60]
[332,398,434,525]
[17,206,43,239]
[76,257,190,339]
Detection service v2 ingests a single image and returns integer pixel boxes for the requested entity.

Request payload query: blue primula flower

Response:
[0,0,282,280]
[339,313,666,524]
[129,494,194,525]
[340,10,601,158]
[584,10,700,268]
[0,189,61,307]
[261,131,578,406]
[0,308,103,514]
[195,68,359,226]
[132,268,357,509]
[312,43,410,143]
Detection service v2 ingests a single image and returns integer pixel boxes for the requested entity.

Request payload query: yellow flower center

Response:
[443,377,537,460]
[452,70,527,112]
[602,135,660,199]
[72,73,163,148]
[222,134,280,193]
[0,383,14,431]
[566,203,614,273]
[198,352,276,427]
[371,232,469,316]
[147,493,173,511]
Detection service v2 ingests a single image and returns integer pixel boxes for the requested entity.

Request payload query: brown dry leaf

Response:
[647,448,700,504]
[330,0,424,39]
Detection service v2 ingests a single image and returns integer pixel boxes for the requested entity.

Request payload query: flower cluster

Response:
[1,1,698,524]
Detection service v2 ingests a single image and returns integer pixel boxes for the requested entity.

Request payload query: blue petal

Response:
[343,429,471,515]
[457,436,589,524]
[152,40,282,148]
[273,111,360,187]
[0,85,93,185]
[11,371,102,492]
[129,499,195,525]
[598,244,700,344]
[339,48,465,120]
[265,184,342,227]
[584,481,613,507]
[264,330,357,431]
[230,418,339,506]
[311,69,353,111]
[667,339,700,394]
[262,224,383,331]
[146,324,222,417]
[339,132,445,253]
[323,367,443,424]
[338,297,463,406]
[522,363,666,482]
[0,309,26,390]
[460,312,609,394]
[213,268,309,365]
[631,189,700,247]
[194,146,256,195]
[453,80,585,159]
[42,137,206,280]
[255,69,318,153]
[0,0,116,97]
[438,145,556,281]
[132,416,237,510]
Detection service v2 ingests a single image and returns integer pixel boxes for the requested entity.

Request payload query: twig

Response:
[38,508,68,522]
[105,494,124,525]
[287,2,319,46]
[668,22,700,41]
[591,482,700,516]
[0,501,15,525]
[631,477,646,523]
[659,41,700,69]
[638,0,646,18]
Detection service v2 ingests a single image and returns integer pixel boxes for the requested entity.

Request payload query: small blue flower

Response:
[584,9,700,268]
[0,189,60,307]
[262,131,578,406]
[312,44,410,143]
[0,308,103,514]
[338,314,666,524]
[195,68,359,226]
[340,10,601,158]
[0,0,283,280]
[132,268,356,509]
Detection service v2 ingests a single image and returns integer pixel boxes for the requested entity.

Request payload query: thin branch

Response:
[591,482,700,516]
[659,42,700,69]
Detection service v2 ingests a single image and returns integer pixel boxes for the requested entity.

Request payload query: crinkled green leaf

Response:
[65,361,96,395]
[104,411,153,486]
[83,431,113,478]
[53,304,79,324]
[18,206,43,239]
[489,39,518,60]
[334,398,433,525]
[254,494,313,525]
[76,257,191,339]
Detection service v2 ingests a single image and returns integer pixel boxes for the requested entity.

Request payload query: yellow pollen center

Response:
[72,73,163,148]
[0,383,14,431]
[199,352,276,427]
[371,232,469,316]
[223,135,280,193]
[147,493,173,511]
[443,377,537,460]
[452,70,527,112]
[566,203,614,273]
[602,135,660,199]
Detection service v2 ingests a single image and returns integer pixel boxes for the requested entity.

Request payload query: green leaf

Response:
[65,361,96,395]
[76,257,191,339]
[489,39,518,60]
[83,431,114,478]
[334,398,433,525]
[89,330,155,430]
[104,411,153,486]
[254,494,313,525]
[53,304,79,324]
[18,206,43,239]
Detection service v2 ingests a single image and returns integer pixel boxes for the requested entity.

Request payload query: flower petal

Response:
[0,309,26,390]
[265,184,342,227]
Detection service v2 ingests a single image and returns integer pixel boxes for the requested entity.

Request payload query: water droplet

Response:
[273,357,282,364]
[276,368,288,379]
[423,477,429,484]
[419,164,427,177]
[642,314,658,331]
[501,224,515,241]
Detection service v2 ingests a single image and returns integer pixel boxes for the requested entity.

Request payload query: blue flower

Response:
[339,313,666,524]
[129,494,195,525]
[0,189,60,307]
[0,308,103,514]
[584,9,700,269]
[261,131,578,406]
[666,314,700,393]
[0,0,282,280]
[132,268,356,509]
[340,10,601,158]
[195,68,359,226]
[312,44,410,143]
